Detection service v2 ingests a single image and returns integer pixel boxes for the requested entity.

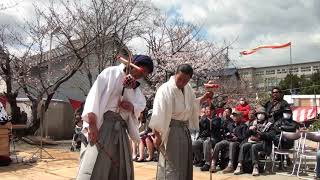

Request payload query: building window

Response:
[276,68,287,74]
[288,67,299,73]
[266,70,275,75]
[301,66,311,72]
[255,71,264,76]
[242,72,249,75]
[265,77,278,87]
[313,65,320,71]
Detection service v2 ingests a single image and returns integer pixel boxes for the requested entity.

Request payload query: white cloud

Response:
[152,0,320,68]
[127,37,148,54]
[2,0,320,68]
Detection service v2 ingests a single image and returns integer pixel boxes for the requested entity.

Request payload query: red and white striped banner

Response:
[292,106,320,122]
[240,42,291,56]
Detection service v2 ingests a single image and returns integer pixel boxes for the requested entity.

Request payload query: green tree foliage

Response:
[279,71,320,95]
[279,74,304,94]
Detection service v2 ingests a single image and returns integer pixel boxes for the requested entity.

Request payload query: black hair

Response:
[133,55,154,73]
[176,64,193,77]
[225,107,232,113]
[272,87,282,93]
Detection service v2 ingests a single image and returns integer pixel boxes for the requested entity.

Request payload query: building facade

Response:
[239,61,320,90]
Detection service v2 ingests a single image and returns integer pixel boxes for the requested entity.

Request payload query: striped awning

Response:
[293,106,320,122]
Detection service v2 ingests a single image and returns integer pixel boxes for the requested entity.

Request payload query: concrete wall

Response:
[6,98,75,140]
[43,100,74,140]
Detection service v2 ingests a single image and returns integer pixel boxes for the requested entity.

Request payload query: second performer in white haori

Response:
[149,64,212,180]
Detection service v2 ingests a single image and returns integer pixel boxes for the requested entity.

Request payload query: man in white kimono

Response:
[149,64,212,180]
[76,55,154,180]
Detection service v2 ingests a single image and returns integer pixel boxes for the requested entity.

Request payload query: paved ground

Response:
[0,141,313,180]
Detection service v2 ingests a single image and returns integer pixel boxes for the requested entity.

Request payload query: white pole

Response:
[45,27,60,138]
[45,33,53,138]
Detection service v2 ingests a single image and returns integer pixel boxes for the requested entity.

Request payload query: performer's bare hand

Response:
[154,131,162,148]
[204,91,213,99]
[199,91,213,104]
[119,101,134,112]
[88,123,99,145]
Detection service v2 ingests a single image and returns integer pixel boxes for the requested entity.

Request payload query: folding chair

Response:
[297,131,320,180]
[272,131,302,176]
[259,151,273,172]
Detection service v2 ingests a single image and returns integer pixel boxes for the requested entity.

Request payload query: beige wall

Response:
[43,100,74,140]
[6,99,74,140]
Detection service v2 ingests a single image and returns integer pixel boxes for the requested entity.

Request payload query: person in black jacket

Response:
[264,87,290,124]
[210,110,248,173]
[234,106,275,176]
[200,108,223,171]
[192,106,211,167]
[273,107,300,169]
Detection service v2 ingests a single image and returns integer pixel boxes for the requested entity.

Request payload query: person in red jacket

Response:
[235,97,251,122]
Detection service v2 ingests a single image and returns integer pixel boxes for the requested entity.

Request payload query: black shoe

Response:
[200,164,210,171]
[195,161,205,167]
[193,160,199,165]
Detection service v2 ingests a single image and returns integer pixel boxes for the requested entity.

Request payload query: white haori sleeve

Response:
[132,88,147,121]
[81,68,115,132]
[183,84,201,130]
[124,89,146,143]
[148,85,173,145]
[189,95,201,130]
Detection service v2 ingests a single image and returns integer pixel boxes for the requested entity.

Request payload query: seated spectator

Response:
[221,107,233,124]
[210,110,248,173]
[235,97,251,122]
[71,113,87,151]
[234,106,274,176]
[264,87,290,124]
[135,109,156,162]
[132,141,138,161]
[273,107,300,169]
[200,107,223,171]
[190,107,206,141]
[0,102,9,125]
[136,128,155,162]
[192,106,215,167]
[132,111,146,160]
[246,109,256,126]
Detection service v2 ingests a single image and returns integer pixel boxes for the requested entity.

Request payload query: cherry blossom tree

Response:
[140,15,231,100]
[64,0,153,95]
[0,1,98,134]
[0,36,21,123]
[0,1,18,11]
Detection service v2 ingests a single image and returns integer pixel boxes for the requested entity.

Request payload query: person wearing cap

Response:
[148,64,212,180]
[210,110,248,174]
[76,55,154,180]
[264,87,290,123]
[234,106,275,176]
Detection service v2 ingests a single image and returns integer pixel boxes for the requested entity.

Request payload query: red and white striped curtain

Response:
[292,106,320,122]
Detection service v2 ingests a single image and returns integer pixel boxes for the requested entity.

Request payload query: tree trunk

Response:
[5,92,21,124]
[88,71,93,87]
[26,100,40,135]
